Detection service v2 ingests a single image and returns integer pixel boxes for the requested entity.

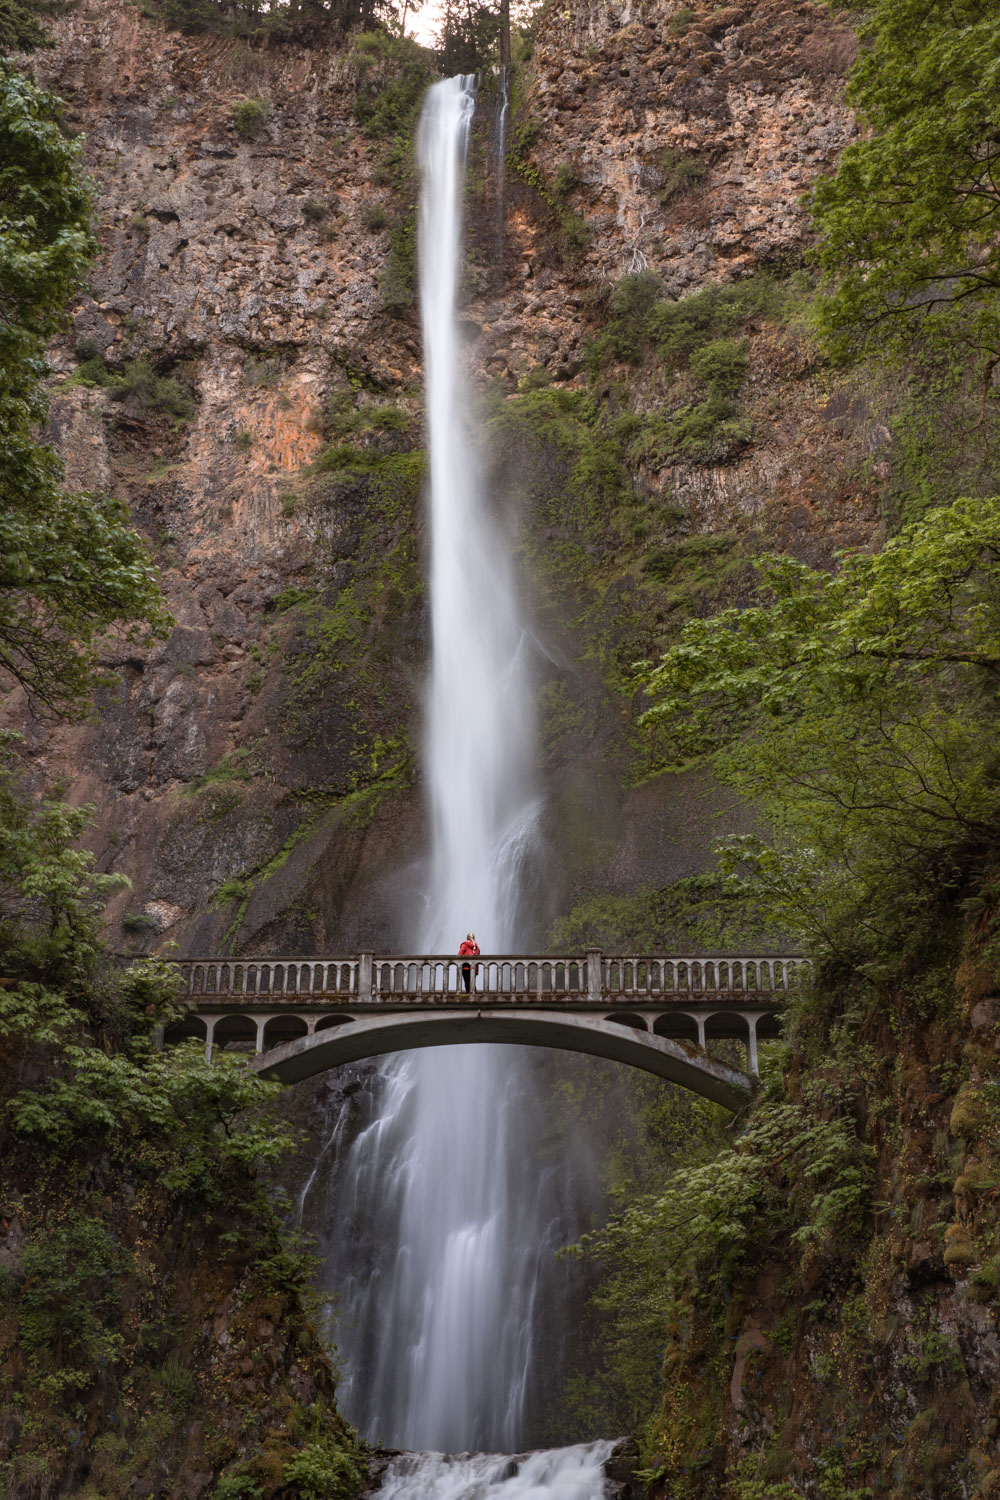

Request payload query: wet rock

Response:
[605,1436,642,1497]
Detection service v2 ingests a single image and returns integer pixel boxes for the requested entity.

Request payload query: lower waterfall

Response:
[377,1443,616,1500]
[304,75,614,1491]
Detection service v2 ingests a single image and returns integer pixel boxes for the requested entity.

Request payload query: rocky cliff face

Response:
[12,0,869,958]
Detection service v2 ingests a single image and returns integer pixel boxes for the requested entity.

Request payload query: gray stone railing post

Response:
[586,949,602,1003]
[358,952,374,1001]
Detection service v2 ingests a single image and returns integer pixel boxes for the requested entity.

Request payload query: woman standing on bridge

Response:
[458,932,480,993]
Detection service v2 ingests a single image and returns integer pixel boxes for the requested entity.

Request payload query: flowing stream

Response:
[308,76,614,1499]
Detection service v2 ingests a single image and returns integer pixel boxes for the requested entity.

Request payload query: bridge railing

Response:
[171,953,809,1004]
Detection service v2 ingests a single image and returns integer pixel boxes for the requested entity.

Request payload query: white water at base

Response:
[379,1443,616,1500]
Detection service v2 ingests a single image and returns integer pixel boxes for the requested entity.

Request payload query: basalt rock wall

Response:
[12,0,869,958]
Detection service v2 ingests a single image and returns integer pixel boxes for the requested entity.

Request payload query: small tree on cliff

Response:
[813,0,1000,377]
[0,65,169,717]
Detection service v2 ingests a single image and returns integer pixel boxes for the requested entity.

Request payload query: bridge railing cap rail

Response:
[164,952,810,963]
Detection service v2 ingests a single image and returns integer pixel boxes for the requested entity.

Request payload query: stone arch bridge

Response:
[165,951,807,1111]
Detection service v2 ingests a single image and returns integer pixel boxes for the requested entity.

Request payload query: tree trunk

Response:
[499,0,510,68]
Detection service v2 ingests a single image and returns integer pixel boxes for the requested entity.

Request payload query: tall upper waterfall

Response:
[310,79,611,1494]
[420,74,538,946]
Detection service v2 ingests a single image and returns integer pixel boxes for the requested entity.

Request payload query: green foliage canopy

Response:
[0,0,51,53]
[0,65,169,716]
[813,0,1000,365]
[640,497,1000,950]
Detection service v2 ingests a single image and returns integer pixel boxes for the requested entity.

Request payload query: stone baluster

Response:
[359,951,374,1002]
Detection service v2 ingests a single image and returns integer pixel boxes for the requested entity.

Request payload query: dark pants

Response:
[461,963,472,993]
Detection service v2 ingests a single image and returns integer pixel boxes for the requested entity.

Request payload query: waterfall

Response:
[419,72,537,945]
[305,77,611,1493]
[377,1443,616,1500]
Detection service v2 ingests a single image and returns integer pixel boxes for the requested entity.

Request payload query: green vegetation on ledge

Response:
[0,60,365,1499]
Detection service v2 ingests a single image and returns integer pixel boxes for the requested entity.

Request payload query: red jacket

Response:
[458,940,480,957]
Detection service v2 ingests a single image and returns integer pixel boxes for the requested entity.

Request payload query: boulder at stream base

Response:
[604,1437,643,1497]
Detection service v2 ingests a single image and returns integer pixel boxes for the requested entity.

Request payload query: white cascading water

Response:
[311,77,614,1499]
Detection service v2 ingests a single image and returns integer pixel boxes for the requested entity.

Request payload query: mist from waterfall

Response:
[315,74,564,1459]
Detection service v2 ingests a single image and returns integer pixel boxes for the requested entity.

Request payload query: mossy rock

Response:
[953,1161,1000,1195]
[950,1084,988,1139]
[970,1257,1000,1302]
[943,1222,977,1268]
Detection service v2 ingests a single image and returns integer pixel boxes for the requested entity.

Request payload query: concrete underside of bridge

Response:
[254,1009,753,1110]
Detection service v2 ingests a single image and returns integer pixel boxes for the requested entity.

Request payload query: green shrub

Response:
[212,1469,264,1500]
[12,1218,130,1386]
[654,146,705,203]
[362,201,388,233]
[321,390,412,440]
[272,585,315,611]
[109,358,195,421]
[232,97,268,140]
[688,336,749,395]
[349,32,435,140]
[559,211,592,262]
[73,354,113,387]
[122,911,158,932]
[380,215,417,309]
[245,354,283,387]
[594,269,663,364]
[159,1352,196,1412]
[668,4,695,35]
[553,159,578,200]
[282,1440,364,1500]
[642,534,736,582]
[302,196,327,223]
[663,393,750,462]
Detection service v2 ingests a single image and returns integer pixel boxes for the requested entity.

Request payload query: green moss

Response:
[182,748,255,796]
[381,212,418,311]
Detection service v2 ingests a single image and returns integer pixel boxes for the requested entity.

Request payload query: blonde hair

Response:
[467,931,475,940]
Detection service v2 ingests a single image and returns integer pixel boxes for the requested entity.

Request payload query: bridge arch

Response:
[262,1014,309,1049]
[604,1012,649,1031]
[253,1009,752,1110]
[214,1013,257,1051]
[164,1013,207,1045]
[652,1012,699,1045]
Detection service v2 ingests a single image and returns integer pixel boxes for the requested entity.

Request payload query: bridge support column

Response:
[746,1013,760,1077]
[204,1015,217,1061]
[586,949,602,1003]
[695,1015,706,1050]
[255,1017,266,1055]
